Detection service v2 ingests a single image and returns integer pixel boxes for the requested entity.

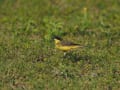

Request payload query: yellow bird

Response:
[54,36,84,51]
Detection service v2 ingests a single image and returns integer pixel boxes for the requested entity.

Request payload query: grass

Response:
[0,0,120,90]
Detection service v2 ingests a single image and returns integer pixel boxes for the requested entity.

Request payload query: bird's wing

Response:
[61,40,80,46]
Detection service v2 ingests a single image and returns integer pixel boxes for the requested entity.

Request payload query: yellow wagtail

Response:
[54,36,84,51]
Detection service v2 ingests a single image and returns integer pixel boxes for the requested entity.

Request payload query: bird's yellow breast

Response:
[56,45,80,51]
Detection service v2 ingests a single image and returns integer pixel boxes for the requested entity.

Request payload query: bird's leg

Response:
[64,52,67,56]
[62,51,67,58]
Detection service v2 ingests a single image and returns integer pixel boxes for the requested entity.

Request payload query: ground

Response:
[0,0,120,90]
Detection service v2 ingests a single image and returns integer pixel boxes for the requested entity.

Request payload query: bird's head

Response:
[53,36,62,44]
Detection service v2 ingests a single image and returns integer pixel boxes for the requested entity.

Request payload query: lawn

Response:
[0,0,120,90]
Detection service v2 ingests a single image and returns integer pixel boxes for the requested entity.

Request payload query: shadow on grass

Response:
[63,52,92,63]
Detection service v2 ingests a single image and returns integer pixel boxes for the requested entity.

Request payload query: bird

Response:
[54,36,84,52]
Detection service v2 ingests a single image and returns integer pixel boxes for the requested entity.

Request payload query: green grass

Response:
[0,0,120,90]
